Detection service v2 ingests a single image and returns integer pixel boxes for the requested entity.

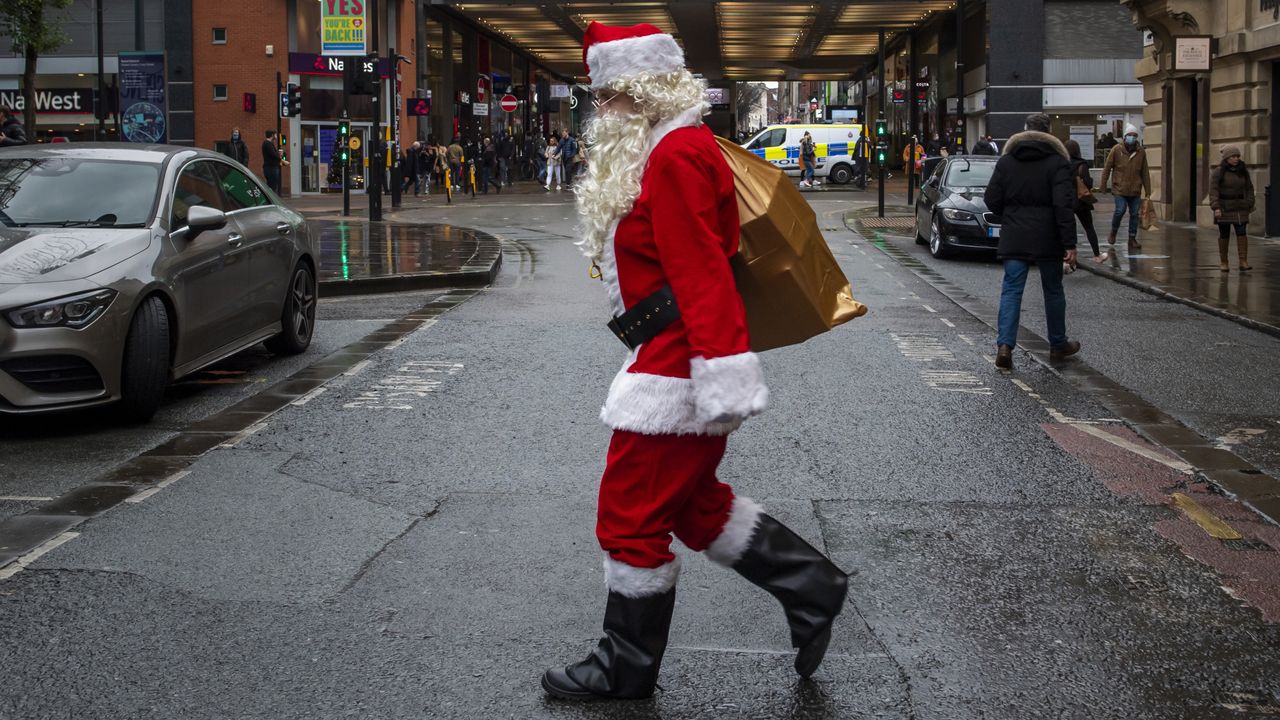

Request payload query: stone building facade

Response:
[1125,0,1279,229]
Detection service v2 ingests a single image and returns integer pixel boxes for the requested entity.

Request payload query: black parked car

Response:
[914,156,1001,259]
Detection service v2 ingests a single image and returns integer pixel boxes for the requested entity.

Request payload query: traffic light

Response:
[876,146,887,164]
[338,119,350,141]
[875,118,888,139]
[286,83,302,117]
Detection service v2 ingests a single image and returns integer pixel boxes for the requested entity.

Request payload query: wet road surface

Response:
[1,192,1278,719]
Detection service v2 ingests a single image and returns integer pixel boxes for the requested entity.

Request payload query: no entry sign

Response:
[499,94,518,113]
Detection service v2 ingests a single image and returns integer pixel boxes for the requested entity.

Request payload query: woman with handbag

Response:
[1066,140,1107,263]
[1210,145,1255,272]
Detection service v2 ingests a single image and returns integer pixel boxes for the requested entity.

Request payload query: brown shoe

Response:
[995,345,1013,370]
[1128,236,1142,250]
[1239,235,1252,271]
[1106,230,1117,246]
[1049,340,1081,361]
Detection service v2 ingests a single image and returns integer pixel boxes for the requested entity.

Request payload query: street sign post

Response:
[499,94,518,113]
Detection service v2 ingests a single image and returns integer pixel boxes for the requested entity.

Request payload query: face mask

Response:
[1124,135,1137,146]
[232,132,240,141]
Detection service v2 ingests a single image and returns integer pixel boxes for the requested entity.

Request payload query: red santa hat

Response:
[583,21,685,90]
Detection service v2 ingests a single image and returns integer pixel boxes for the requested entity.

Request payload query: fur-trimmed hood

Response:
[1003,131,1068,161]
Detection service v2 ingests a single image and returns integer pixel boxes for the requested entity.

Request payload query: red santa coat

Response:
[597,108,768,436]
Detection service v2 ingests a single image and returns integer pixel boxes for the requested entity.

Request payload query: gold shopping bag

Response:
[716,136,867,352]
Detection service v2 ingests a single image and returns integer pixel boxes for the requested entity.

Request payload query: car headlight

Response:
[941,208,976,221]
[5,289,118,329]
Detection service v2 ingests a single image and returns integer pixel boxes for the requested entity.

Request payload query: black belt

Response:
[607,286,680,351]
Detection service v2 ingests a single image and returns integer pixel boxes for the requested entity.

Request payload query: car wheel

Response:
[118,296,171,423]
[264,262,316,356]
[929,216,951,259]
[829,163,852,185]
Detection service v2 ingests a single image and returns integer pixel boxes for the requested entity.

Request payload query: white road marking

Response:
[125,470,193,504]
[875,263,885,269]
[1214,427,1266,450]
[958,334,976,346]
[919,369,992,395]
[0,496,53,502]
[892,334,955,362]
[344,361,464,410]
[0,532,79,581]
[921,305,937,313]
[218,422,269,449]
[1069,423,1194,473]
[940,318,956,328]
[343,360,372,377]
[291,386,328,406]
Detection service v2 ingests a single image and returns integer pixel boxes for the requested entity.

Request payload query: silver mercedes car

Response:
[0,144,317,421]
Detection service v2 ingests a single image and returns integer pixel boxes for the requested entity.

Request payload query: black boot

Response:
[542,588,676,700]
[731,514,849,678]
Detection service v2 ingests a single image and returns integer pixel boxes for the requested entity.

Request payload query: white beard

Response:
[575,110,653,262]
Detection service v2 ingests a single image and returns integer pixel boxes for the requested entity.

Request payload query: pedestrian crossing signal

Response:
[875,119,887,138]
[338,119,350,137]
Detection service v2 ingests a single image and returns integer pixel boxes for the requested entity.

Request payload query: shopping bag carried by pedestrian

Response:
[1075,176,1096,205]
[714,136,867,352]
[1140,198,1159,231]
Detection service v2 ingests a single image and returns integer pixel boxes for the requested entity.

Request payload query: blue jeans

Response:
[997,259,1068,349]
[1111,195,1141,238]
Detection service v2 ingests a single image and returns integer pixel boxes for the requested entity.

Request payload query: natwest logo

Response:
[0,88,94,114]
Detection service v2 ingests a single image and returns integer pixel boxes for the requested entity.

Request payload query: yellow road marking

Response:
[1171,493,1242,540]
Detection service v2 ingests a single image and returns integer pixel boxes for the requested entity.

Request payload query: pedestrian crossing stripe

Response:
[752,142,851,162]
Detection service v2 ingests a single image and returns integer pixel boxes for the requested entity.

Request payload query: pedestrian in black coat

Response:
[228,127,249,165]
[984,113,1080,370]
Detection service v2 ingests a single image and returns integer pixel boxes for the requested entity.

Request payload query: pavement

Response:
[2,191,1280,718]
[1075,209,1280,337]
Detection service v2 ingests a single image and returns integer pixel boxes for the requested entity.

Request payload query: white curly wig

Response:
[575,69,710,262]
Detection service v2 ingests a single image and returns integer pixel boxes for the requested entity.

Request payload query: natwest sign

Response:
[0,88,96,114]
[288,52,390,78]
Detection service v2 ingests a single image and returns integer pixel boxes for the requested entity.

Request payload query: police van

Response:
[742,124,865,185]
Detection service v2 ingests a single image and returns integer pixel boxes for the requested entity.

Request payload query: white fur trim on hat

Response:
[705,496,764,566]
[690,352,769,426]
[603,554,680,597]
[587,33,685,90]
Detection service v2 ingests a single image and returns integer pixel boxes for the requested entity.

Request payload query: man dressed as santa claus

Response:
[541,22,850,701]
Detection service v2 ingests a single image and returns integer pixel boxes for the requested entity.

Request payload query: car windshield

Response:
[0,157,159,227]
[944,160,996,190]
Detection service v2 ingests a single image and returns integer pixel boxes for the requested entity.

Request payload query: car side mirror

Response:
[185,205,227,237]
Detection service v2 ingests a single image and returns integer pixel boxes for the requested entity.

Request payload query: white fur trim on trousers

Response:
[604,554,681,598]
[705,496,764,566]
[690,352,769,426]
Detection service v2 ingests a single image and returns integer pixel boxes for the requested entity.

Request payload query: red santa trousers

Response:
[597,430,735,571]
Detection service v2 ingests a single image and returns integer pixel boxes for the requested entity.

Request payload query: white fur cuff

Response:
[690,353,769,426]
[706,496,764,566]
[603,554,681,598]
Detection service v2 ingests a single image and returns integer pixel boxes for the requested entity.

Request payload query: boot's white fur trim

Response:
[603,554,681,598]
[587,33,685,90]
[690,352,769,426]
[706,496,764,566]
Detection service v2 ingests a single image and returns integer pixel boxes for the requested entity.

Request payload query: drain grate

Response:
[1221,537,1275,552]
[860,217,915,230]
[1216,690,1280,715]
